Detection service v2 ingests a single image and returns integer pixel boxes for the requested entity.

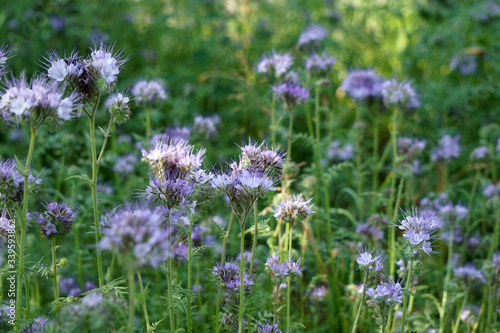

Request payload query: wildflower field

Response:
[1,0,500,332]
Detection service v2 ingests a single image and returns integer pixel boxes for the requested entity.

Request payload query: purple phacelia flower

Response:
[450,54,478,76]
[37,201,79,239]
[192,114,220,138]
[273,81,310,107]
[22,316,50,333]
[0,158,40,203]
[381,79,420,110]
[212,259,255,302]
[366,278,404,304]
[483,183,500,198]
[454,264,485,284]
[265,253,304,282]
[398,208,439,256]
[356,223,384,242]
[309,286,327,303]
[106,92,132,124]
[340,69,384,101]
[0,43,14,78]
[328,140,354,162]
[257,51,293,79]
[238,139,286,177]
[297,24,327,49]
[255,320,287,333]
[131,79,167,103]
[398,137,426,160]
[274,194,314,225]
[1,74,78,123]
[89,41,127,85]
[356,245,386,271]
[470,146,490,160]
[305,52,336,77]
[144,173,195,208]
[431,134,461,162]
[99,204,172,268]
[113,153,138,176]
[438,202,468,222]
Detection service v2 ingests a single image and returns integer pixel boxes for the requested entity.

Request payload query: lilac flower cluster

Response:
[212,260,255,304]
[305,52,336,77]
[257,51,293,79]
[470,146,490,160]
[340,69,384,101]
[106,92,131,124]
[0,158,40,204]
[0,43,13,78]
[22,316,50,333]
[113,153,138,176]
[36,201,78,239]
[265,253,303,282]
[431,134,461,162]
[381,79,420,110]
[483,183,500,198]
[238,140,286,176]
[44,42,127,99]
[397,137,426,161]
[193,115,220,137]
[99,204,172,268]
[1,75,78,124]
[450,54,478,76]
[274,194,314,225]
[255,320,287,333]
[356,246,386,272]
[356,223,384,243]
[131,79,167,103]
[297,24,327,49]
[454,264,485,284]
[273,81,310,107]
[328,140,354,162]
[59,277,96,297]
[437,202,468,222]
[397,209,438,257]
[150,126,192,145]
[309,286,327,303]
[365,278,403,304]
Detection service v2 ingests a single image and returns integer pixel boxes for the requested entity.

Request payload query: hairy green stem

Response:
[187,215,194,333]
[355,105,363,221]
[16,122,37,326]
[215,212,234,333]
[439,227,455,333]
[167,256,175,332]
[128,267,135,333]
[52,238,58,300]
[351,269,369,333]
[271,92,277,147]
[250,201,258,273]
[287,106,294,158]
[401,259,414,332]
[452,287,469,333]
[287,223,293,330]
[137,272,151,333]
[388,107,399,278]
[146,108,151,142]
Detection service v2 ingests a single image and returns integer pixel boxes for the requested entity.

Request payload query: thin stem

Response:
[74,224,84,288]
[250,201,258,273]
[286,104,294,158]
[106,253,116,284]
[388,107,399,278]
[96,109,117,167]
[16,122,37,326]
[287,223,293,331]
[216,212,234,333]
[489,201,500,258]
[137,272,151,333]
[239,220,246,333]
[273,283,280,321]
[128,267,135,333]
[271,92,277,147]
[440,227,455,333]
[88,98,104,287]
[146,108,151,142]
[52,238,58,300]
[187,215,194,333]
[390,180,404,277]
[401,259,414,333]
[452,288,469,333]
[350,269,369,333]
[372,106,379,193]
[167,256,175,332]
[355,105,363,221]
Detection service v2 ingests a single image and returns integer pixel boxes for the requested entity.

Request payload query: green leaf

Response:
[65,174,94,187]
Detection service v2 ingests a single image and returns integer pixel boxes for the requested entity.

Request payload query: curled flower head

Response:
[381,79,420,110]
[89,41,127,85]
[0,43,14,78]
[431,134,461,162]
[131,79,167,103]
[193,114,220,138]
[397,208,438,257]
[470,146,490,160]
[37,201,79,239]
[1,74,78,124]
[239,139,286,177]
[265,253,303,282]
[144,171,195,208]
[297,24,327,49]
[99,204,172,268]
[257,51,293,79]
[356,246,386,272]
[141,139,206,177]
[454,264,485,284]
[273,81,309,108]
[0,158,41,204]
[340,69,384,101]
[274,194,314,225]
[328,140,354,162]
[106,92,131,124]
[211,259,255,305]
[305,51,336,77]
[255,320,286,333]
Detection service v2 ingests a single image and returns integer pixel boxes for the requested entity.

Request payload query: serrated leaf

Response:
[65,173,94,187]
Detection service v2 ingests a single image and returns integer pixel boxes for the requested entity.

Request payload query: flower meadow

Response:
[1,1,500,332]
